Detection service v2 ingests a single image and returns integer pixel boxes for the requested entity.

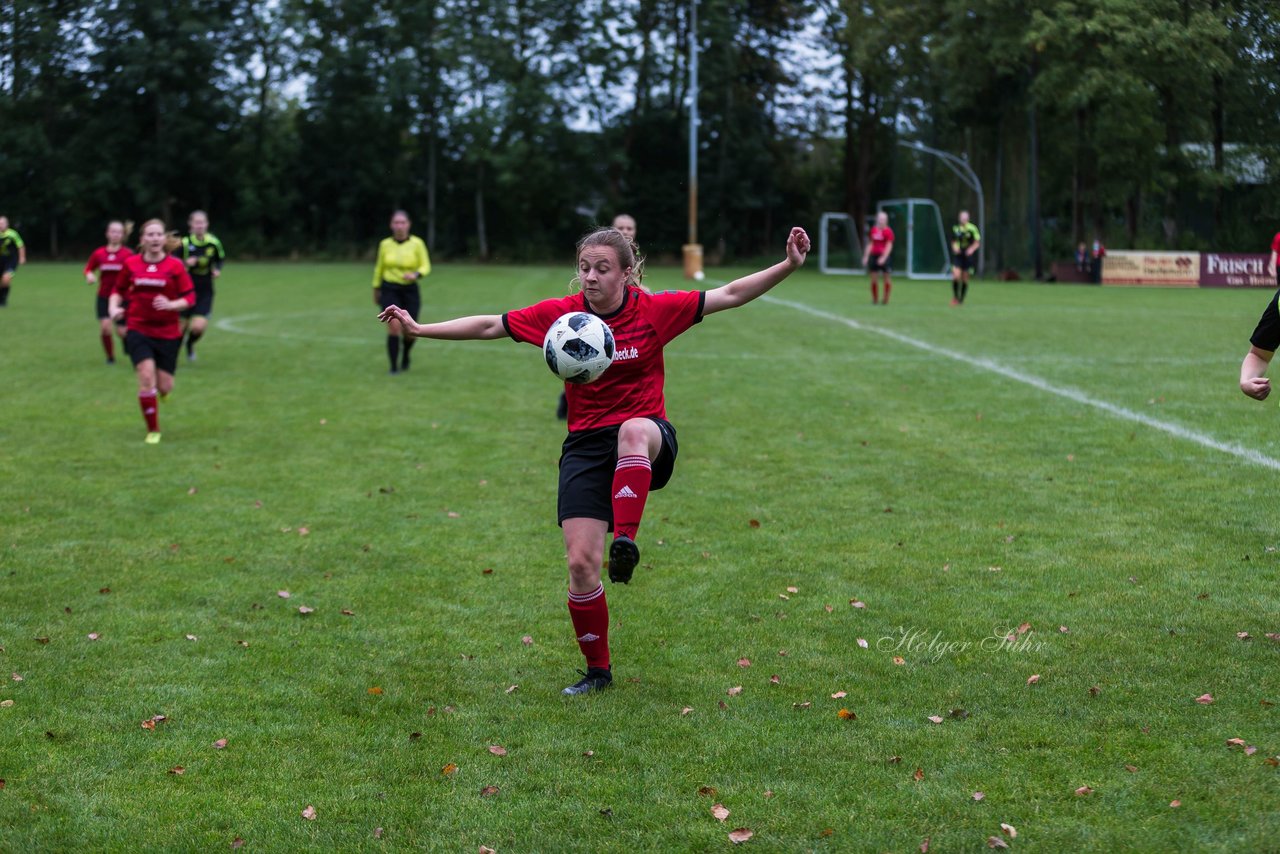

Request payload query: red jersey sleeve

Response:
[1271,232,1280,254]
[114,260,134,298]
[644,289,705,346]
[85,248,104,276]
[503,295,578,345]
[884,227,895,243]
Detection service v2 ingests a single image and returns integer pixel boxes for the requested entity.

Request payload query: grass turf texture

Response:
[1,262,1278,852]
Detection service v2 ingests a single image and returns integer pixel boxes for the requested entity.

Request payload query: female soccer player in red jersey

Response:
[84,220,134,363]
[108,220,195,444]
[379,225,810,695]
[1268,229,1280,286]
[861,211,895,305]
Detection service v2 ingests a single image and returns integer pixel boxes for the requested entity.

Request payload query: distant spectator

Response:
[1075,242,1088,275]
[1089,237,1106,284]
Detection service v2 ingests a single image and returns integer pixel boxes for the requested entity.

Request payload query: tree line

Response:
[1,0,1276,271]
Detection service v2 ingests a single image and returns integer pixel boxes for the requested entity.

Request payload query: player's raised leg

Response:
[562,517,613,695]
[608,417,662,584]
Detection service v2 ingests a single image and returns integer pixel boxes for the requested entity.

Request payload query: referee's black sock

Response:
[185,329,204,355]
[386,335,400,372]
[401,336,415,370]
[952,279,960,300]
[960,280,969,303]
[0,286,9,306]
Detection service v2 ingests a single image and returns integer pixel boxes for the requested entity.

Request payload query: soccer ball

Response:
[693,270,705,281]
[543,312,615,384]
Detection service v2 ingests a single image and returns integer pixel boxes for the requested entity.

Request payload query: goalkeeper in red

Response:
[379,226,810,695]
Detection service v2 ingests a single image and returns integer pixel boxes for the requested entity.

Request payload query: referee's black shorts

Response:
[952,253,974,272]
[558,417,678,529]
[379,282,421,321]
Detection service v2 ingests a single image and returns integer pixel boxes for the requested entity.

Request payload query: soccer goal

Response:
[818,212,865,275]
[877,198,951,279]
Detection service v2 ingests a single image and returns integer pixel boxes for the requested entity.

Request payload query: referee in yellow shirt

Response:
[373,210,431,373]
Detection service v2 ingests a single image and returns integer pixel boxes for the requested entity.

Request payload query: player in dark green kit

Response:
[0,215,27,307]
[180,210,226,361]
[949,210,980,306]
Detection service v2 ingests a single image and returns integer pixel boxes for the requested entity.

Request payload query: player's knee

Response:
[617,418,657,456]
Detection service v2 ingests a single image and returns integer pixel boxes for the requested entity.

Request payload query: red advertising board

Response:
[1199,253,1275,288]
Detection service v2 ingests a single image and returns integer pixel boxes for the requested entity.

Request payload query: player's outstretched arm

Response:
[378,305,506,340]
[703,227,810,316]
[1240,345,1273,400]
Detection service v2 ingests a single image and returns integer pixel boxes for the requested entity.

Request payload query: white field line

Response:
[762,294,1280,472]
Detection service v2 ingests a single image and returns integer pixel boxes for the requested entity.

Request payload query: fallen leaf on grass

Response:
[727,686,743,697]
[920,838,930,853]
[479,847,496,854]
[1088,686,1101,696]
[792,702,811,710]
[778,594,789,601]
[1000,823,1017,838]
[850,599,866,609]
[893,657,906,666]
[237,640,250,648]
[521,636,533,646]
[1016,622,1032,635]
[1026,674,1040,685]
[1059,625,1070,633]
[1075,785,1094,796]
[711,803,730,821]
[763,790,774,798]
[341,609,355,616]
[681,707,694,716]
[277,590,291,599]
[1245,745,1258,755]
[928,716,944,724]
[1237,632,1251,640]
[738,658,751,668]
[441,763,458,776]
[168,766,185,775]
[0,700,13,708]
[913,768,925,782]
[1195,694,1215,704]
[1124,764,1138,772]
[949,708,970,719]
[824,604,834,613]
[582,750,594,757]
[972,791,985,801]
[298,527,310,536]
[298,605,314,615]
[1264,757,1279,767]
[697,786,717,797]
[10,673,21,682]
[769,675,780,685]
[368,687,383,695]
[728,827,753,844]
[1170,799,1181,808]
[213,739,228,749]
[505,685,518,694]
[409,732,422,741]
[856,638,868,648]
[831,691,847,699]
[34,637,50,645]
[748,519,760,529]
[819,828,834,837]
[99,587,111,594]
[1226,738,1246,747]
[373,827,383,839]
[488,745,507,757]
[232,837,245,849]
[480,785,500,797]
[87,633,100,641]
[188,487,198,495]
[141,720,156,730]
[987,837,1009,849]
[837,708,856,720]
[887,756,902,764]
[301,805,316,820]
[185,635,198,641]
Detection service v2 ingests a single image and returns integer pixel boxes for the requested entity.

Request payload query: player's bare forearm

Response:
[1240,346,1273,400]
[380,307,505,341]
[704,227,810,315]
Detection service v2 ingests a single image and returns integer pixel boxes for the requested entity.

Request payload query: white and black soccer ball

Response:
[543,312,615,384]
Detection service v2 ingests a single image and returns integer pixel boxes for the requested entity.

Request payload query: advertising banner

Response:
[1101,251,1200,287]
[1199,253,1275,288]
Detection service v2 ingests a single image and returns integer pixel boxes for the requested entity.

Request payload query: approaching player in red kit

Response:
[108,219,195,444]
[84,220,134,363]
[861,211,895,305]
[379,226,810,695]
[1268,229,1280,286]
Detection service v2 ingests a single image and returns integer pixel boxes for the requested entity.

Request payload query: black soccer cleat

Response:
[562,667,612,696]
[608,536,640,584]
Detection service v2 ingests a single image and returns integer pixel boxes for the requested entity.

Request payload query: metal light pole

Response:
[682,0,703,279]
[897,140,986,276]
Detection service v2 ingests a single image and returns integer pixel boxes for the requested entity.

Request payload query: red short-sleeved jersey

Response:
[85,245,135,298]
[114,254,195,339]
[869,226,894,256]
[1271,232,1280,254]
[504,287,705,432]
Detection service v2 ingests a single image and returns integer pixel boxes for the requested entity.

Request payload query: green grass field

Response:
[1,261,1278,852]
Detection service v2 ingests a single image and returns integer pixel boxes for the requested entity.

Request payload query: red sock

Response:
[101,332,115,360]
[567,584,610,670]
[883,281,891,303]
[138,390,159,432]
[871,281,879,302]
[611,454,652,541]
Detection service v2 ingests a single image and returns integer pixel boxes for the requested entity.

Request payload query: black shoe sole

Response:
[608,537,639,584]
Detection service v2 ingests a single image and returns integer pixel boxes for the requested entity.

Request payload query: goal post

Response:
[818,212,865,275]
[877,198,951,279]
